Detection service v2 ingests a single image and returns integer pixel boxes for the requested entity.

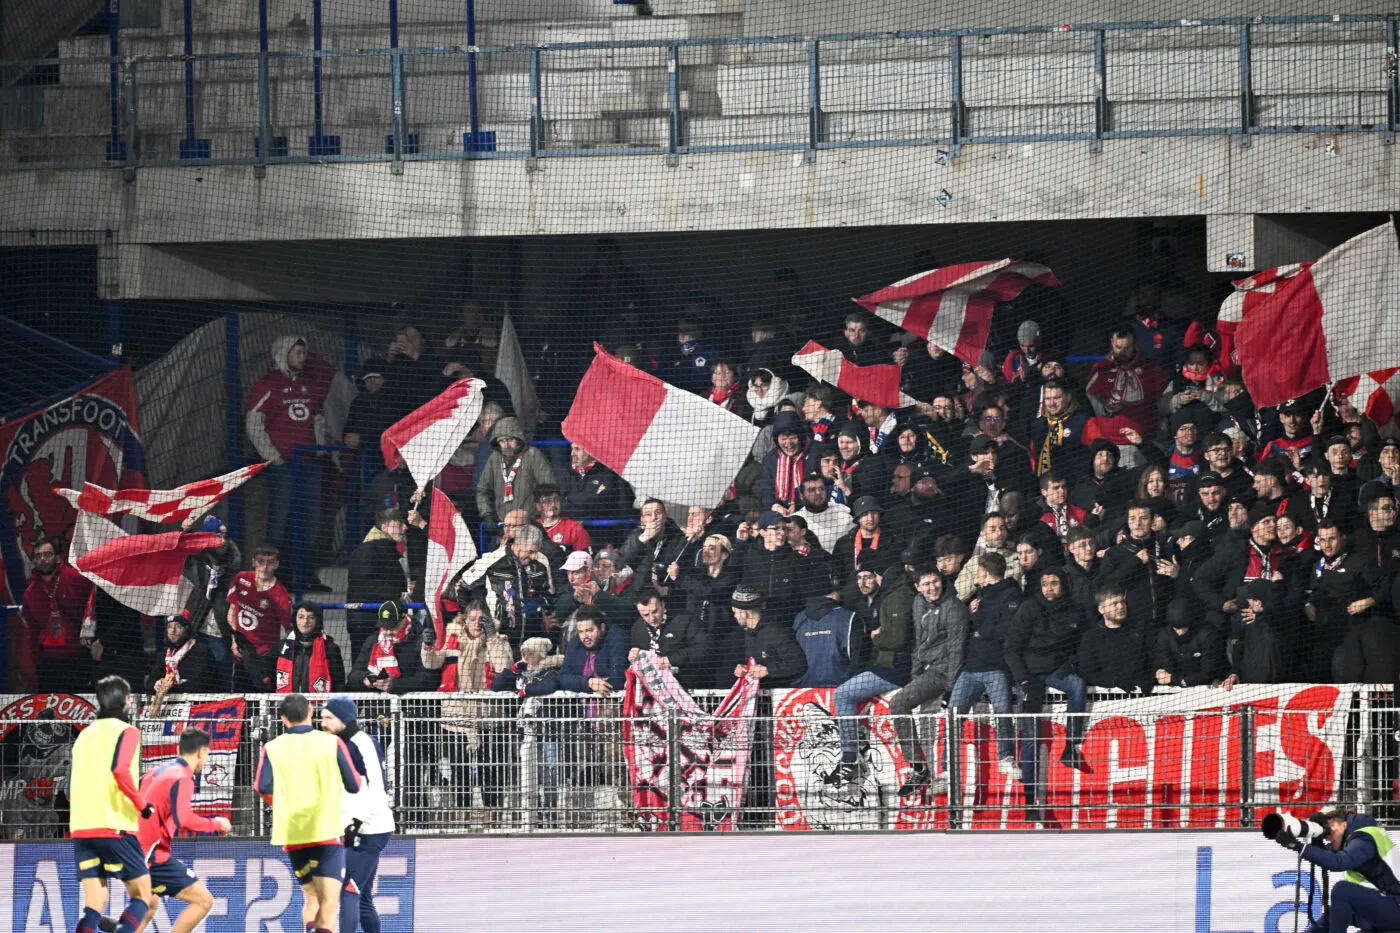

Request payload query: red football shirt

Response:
[226,572,291,655]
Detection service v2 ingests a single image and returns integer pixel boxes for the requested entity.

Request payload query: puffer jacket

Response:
[1004,591,1089,682]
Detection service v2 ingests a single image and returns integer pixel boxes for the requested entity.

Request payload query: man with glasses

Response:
[1194,431,1253,504]
[972,401,1032,495]
[1352,493,1400,577]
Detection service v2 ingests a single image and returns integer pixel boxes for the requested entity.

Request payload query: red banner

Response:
[0,368,144,603]
[772,683,1355,830]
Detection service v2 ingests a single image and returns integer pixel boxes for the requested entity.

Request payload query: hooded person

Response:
[1152,597,1226,688]
[176,513,242,679]
[148,612,220,696]
[791,594,861,688]
[760,410,812,509]
[475,416,556,526]
[1070,438,1133,520]
[829,420,887,504]
[276,601,346,694]
[245,335,330,558]
[349,600,437,694]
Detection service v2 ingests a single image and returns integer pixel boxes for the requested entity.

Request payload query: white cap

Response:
[562,551,593,572]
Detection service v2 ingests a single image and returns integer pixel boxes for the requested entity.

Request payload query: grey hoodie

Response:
[910,585,969,686]
[475,416,555,522]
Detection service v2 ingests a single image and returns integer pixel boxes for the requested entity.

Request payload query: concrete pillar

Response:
[1206,213,1389,272]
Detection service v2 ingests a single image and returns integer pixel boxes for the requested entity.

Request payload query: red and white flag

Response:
[55,462,268,525]
[1216,262,1311,379]
[69,510,223,617]
[790,341,916,409]
[381,378,485,490]
[424,486,478,650]
[1336,368,1400,425]
[854,260,1060,365]
[1232,220,1400,408]
[562,344,759,508]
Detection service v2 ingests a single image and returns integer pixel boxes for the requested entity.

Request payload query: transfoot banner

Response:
[771,682,1355,831]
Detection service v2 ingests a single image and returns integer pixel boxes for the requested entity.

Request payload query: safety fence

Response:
[3,14,1399,171]
[0,682,1384,837]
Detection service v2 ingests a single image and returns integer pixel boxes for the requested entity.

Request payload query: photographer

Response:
[1274,807,1400,933]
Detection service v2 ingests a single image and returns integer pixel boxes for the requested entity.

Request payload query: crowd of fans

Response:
[13,241,1400,805]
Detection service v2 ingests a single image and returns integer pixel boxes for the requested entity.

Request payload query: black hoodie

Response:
[1005,587,1089,682]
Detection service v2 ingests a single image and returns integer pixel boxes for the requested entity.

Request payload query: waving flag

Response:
[1216,262,1311,379]
[855,260,1059,365]
[1336,368,1400,426]
[381,378,485,490]
[55,462,267,525]
[562,344,758,508]
[496,310,541,432]
[1233,220,1400,408]
[71,511,223,617]
[791,341,916,409]
[424,486,477,650]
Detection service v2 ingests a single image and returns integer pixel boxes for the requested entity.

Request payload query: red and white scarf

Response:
[501,454,523,503]
[367,619,411,679]
[164,638,195,683]
[774,449,805,505]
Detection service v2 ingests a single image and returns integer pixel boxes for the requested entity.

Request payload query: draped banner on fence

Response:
[772,682,1355,831]
[622,653,760,831]
[139,696,247,820]
[0,694,96,839]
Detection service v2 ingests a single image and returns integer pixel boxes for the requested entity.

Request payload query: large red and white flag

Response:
[54,462,268,525]
[69,511,223,617]
[562,344,759,508]
[381,378,485,490]
[1216,262,1312,379]
[854,260,1060,365]
[424,486,477,650]
[791,341,916,409]
[1232,220,1400,408]
[1336,368,1400,425]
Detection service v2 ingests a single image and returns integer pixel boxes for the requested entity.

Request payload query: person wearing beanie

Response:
[319,696,395,933]
[342,358,398,474]
[761,409,812,509]
[1070,438,1132,521]
[348,600,435,694]
[147,613,220,702]
[275,601,345,695]
[1192,499,1295,633]
[174,511,242,687]
[831,495,898,585]
[1002,320,1053,385]
[740,511,805,623]
[729,587,806,688]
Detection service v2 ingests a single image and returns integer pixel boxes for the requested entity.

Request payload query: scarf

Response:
[367,619,411,679]
[276,632,331,693]
[1038,412,1075,473]
[1244,540,1277,580]
[852,529,881,569]
[774,448,805,504]
[164,638,195,682]
[746,372,788,423]
[709,385,737,406]
[500,453,523,503]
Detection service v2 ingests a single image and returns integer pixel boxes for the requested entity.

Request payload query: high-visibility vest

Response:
[263,729,345,847]
[69,718,140,835]
[1345,825,1400,893]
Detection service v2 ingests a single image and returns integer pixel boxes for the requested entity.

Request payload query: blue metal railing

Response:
[3,13,1398,171]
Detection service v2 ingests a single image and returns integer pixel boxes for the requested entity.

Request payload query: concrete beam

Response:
[1206,211,1393,271]
[6,132,1400,244]
[117,243,277,299]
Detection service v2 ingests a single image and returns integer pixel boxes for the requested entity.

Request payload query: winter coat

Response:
[148,635,222,694]
[491,653,565,696]
[348,622,437,694]
[741,543,805,623]
[621,521,687,590]
[347,530,412,643]
[739,618,807,688]
[962,578,1021,673]
[560,460,634,521]
[868,570,915,675]
[1152,624,1225,687]
[1005,592,1089,682]
[909,587,969,686]
[457,548,555,648]
[629,611,711,690]
[1097,534,1174,627]
[1077,619,1151,692]
[791,597,859,688]
[475,417,556,523]
[559,623,630,693]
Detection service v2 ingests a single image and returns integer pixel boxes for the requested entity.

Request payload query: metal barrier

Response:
[0,686,1390,837]
[3,15,1399,171]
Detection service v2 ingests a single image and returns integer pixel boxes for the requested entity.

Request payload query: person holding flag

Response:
[132,727,231,933]
[68,675,156,933]
[319,696,396,933]
[255,694,363,933]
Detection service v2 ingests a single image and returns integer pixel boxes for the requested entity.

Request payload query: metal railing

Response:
[2,14,1398,172]
[0,687,1389,837]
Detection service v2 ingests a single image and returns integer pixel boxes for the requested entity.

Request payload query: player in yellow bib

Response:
[255,693,362,933]
[69,676,156,933]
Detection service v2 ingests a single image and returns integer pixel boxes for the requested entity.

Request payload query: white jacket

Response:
[343,727,396,835]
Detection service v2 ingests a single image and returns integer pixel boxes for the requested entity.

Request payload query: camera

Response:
[1262,811,1328,849]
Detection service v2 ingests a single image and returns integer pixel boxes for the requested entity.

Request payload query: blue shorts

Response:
[288,844,345,883]
[149,857,197,897]
[74,835,149,882]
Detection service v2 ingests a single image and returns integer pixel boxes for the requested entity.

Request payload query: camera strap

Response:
[1293,853,1329,933]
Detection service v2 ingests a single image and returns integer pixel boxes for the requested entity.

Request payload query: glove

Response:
[140,803,155,819]
[343,818,364,848]
[1275,828,1304,853]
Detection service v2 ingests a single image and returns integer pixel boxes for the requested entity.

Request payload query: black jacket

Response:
[561,461,635,522]
[148,636,222,694]
[621,522,687,590]
[1077,619,1150,692]
[347,535,411,630]
[1192,532,1300,621]
[630,611,711,689]
[1152,624,1225,687]
[349,623,437,694]
[1097,534,1174,627]
[738,618,807,688]
[1005,592,1089,682]
[741,543,804,623]
[962,579,1021,673]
